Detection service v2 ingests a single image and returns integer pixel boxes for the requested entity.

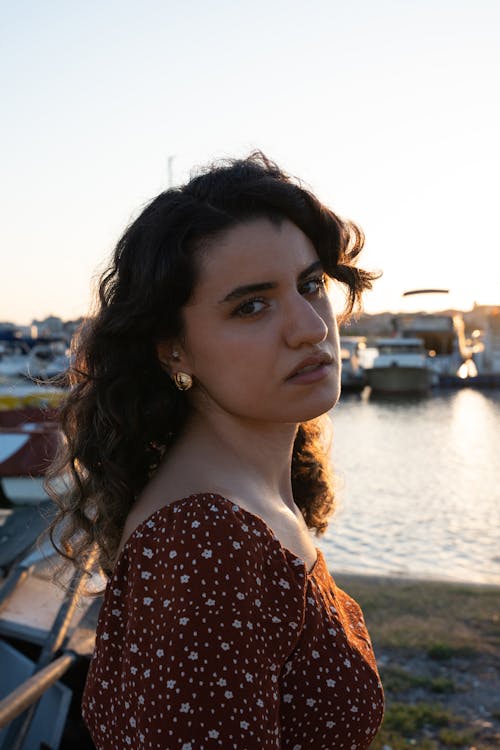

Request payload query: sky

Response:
[2,0,499,325]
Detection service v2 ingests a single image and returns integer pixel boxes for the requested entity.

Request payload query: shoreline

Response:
[333,568,500,591]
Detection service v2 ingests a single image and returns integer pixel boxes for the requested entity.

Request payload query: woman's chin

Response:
[290,388,341,422]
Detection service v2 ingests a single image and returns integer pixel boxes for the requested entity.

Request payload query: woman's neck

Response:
[160,410,299,514]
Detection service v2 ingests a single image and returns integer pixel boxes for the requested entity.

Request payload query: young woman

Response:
[50,152,384,749]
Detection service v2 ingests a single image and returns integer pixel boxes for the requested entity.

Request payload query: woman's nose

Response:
[283,294,329,348]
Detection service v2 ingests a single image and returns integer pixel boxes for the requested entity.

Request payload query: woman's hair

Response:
[47,150,379,579]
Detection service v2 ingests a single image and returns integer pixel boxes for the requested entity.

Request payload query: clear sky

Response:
[2,0,499,325]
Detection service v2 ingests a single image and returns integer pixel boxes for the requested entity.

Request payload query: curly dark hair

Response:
[47,151,379,580]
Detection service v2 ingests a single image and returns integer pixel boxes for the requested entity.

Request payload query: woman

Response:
[50,151,384,749]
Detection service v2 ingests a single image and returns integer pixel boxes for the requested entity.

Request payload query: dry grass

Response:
[334,573,500,749]
[335,574,500,655]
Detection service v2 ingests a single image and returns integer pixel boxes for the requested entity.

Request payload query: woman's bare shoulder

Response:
[116,480,201,560]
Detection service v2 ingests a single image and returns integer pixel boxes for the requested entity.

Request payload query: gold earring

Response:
[173,372,193,391]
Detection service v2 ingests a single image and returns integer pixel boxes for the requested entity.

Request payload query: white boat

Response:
[24,341,69,380]
[340,336,367,392]
[395,313,468,381]
[365,338,433,394]
[0,340,69,382]
[472,313,500,375]
[0,342,31,379]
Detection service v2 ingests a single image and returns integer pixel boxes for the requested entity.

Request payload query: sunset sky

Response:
[2,0,499,325]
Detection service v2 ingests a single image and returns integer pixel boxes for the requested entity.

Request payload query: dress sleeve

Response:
[88,498,299,750]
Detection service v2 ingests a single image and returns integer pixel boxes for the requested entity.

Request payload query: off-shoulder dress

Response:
[82,493,384,749]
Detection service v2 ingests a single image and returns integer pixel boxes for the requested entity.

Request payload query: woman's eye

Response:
[301,276,327,295]
[233,298,268,318]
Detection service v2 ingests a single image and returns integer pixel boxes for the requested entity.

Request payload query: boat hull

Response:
[341,374,367,393]
[366,366,433,394]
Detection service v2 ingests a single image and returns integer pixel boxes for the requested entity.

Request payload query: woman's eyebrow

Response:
[219,261,324,304]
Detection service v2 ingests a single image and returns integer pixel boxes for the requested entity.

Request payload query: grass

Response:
[369,702,460,750]
[369,698,492,750]
[335,572,500,749]
[429,678,455,694]
[335,573,500,655]
[380,666,456,694]
[381,701,455,733]
[427,643,476,661]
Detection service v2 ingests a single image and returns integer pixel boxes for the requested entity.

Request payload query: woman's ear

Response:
[156,342,177,374]
[156,341,188,375]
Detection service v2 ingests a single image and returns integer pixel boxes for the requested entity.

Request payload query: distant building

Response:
[31,316,64,338]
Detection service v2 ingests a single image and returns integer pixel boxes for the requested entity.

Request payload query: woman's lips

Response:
[285,362,332,384]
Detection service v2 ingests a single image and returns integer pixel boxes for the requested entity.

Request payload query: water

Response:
[3,377,499,585]
[321,388,500,585]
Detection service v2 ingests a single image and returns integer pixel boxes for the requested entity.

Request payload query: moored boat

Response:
[0,505,101,750]
[0,383,66,506]
[0,423,61,506]
[365,338,433,394]
[395,312,470,386]
[340,336,367,392]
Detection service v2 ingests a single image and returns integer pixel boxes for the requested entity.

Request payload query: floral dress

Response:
[82,493,384,749]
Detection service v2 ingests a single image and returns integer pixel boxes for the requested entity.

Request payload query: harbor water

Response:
[322,387,500,586]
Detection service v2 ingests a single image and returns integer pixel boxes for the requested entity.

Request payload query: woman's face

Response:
[170,217,341,424]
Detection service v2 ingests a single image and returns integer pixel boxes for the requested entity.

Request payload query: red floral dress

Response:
[82,493,384,749]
